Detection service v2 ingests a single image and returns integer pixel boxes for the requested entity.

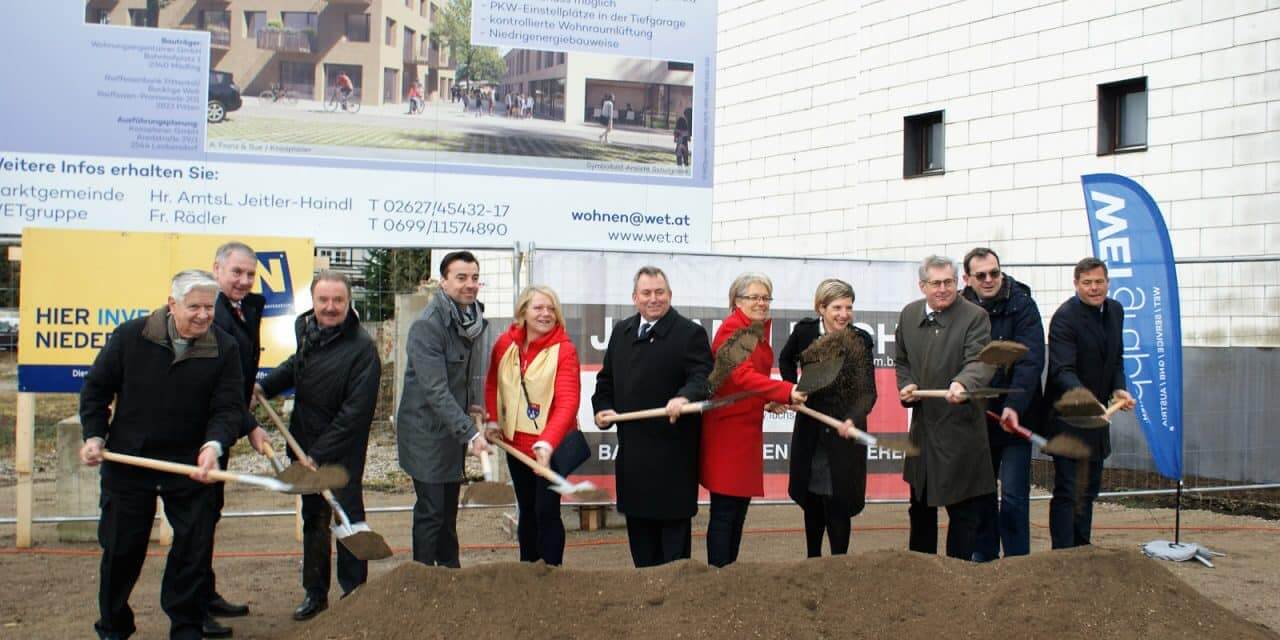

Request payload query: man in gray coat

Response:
[397,251,491,567]
[895,255,996,561]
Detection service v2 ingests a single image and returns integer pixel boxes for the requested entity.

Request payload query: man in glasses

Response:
[895,255,995,560]
[961,247,1045,561]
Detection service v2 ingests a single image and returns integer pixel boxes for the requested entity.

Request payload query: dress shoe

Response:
[208,594,250,617]
[201,614,233,638]
[292,595,328,621]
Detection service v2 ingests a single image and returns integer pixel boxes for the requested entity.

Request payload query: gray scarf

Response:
[438,287,485,341]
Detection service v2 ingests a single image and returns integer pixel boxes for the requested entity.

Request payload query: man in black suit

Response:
[1045,257,1136,549]
[198,242,269,635]
[593,266,713,567]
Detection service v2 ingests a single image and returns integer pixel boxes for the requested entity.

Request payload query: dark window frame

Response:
[1097,77,1148,155]
[903,110,945,178]
[346,13,371,42]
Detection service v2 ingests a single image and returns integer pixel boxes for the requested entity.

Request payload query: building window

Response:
[245,11,266,38]
[1098,77,1147,155]
[128,9,148,27]
[346,13,370,41]
[282,11,317,31]
[385,18,396,46]
[668,61,694,71]
[557,52,566,65]
[199,10,230,30]
[86,8,110,24]
[904,110,945,178]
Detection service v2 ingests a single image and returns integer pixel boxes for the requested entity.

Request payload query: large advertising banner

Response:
[0,1,714,251]
[530,249,920,502]
[18,228,314,393]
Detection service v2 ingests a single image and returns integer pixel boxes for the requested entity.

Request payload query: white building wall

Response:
[714,0,1280,347]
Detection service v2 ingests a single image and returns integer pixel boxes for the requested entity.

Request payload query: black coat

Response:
[961,275,1046,444]
[79,309,244,489]
[591,309,712,520]
[259,309,381,475]
[1046,296,1127,459]
[779,320,877,517]
[213,291,265,436]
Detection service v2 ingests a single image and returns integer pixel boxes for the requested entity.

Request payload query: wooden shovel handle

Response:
[102,450,242,484]
[908,389,951,399]
[601,401,706,424]
[255,389,307,463]
[1103,399,1127,420]
[986,410,1049,448]
[490,438,566,486]
[791,405,877,446]
[473,414,495,481]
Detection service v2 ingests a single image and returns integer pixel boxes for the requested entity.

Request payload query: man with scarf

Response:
[960,247,1045,561]
[397,251,492,567]
[257,271,381,620]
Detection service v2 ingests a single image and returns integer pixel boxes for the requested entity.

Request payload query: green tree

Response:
[432,0,507,85]
[359,249,432,321]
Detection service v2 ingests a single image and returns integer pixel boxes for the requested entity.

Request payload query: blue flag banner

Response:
[1080,174,1183,480]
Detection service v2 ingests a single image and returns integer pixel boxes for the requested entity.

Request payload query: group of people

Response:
[504,92,537,118]
[78,246,1136,639]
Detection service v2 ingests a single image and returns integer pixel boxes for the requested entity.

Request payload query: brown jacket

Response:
[895,297,996,506]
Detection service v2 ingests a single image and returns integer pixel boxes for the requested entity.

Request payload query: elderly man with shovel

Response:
[895,255,997,561]
[256,270,382,621]
[79,270,245,640]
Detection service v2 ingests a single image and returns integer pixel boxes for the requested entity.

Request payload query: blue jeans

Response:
[1049,455,1104,549]
[973,441,1031,561]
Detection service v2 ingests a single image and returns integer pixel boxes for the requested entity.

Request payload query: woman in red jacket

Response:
[701,273,807,567]
[484,285,581,565]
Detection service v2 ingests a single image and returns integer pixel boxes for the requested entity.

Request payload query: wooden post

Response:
[295,495,304,542]
[157,498,173,546]
[15,392,35,548]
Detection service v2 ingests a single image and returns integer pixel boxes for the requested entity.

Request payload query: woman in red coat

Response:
[701,273,806,567]
[484,285,581,565]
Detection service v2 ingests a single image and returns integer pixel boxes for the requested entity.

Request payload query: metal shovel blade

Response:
[275,463,350,494]
[553,480,609,502]
[332,521,394,560]
[461,481,516,505]
[978,340,1029,368]
[795,356,844,394]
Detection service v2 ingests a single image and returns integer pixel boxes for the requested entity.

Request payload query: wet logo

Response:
[256,251,295,318]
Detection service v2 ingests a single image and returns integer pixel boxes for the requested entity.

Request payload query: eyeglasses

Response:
[970,269,1001,282]
[737,294,773,304]
[922,279,956,290]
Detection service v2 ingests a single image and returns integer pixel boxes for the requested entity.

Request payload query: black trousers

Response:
[201,451,231,606]
[411,480,461,567]
[95,471,216,640]
[301,480,368,599]
[1049,455,1105,549]
[706,493,751,568]
[507,455,565,565]
[625,516,692,568]
[908,486,988,560]
[799,492,851,557]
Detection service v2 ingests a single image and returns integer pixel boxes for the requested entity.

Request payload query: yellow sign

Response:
[18,229,314,392]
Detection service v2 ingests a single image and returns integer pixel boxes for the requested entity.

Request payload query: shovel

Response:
[254,439,350,495]
[794,356,844,394]
[910,387,1020,400]
[985,410,1089,459]
[102,450,295,493]
[489,438,609,501]
[978,340,1029,369]
[599,391,755,425]
[460,415,517,505]
[790,404,919,456]
[256,391,394,561]
[1058,398,1129,429]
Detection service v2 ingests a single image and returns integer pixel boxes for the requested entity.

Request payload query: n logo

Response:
[256,251,295,318]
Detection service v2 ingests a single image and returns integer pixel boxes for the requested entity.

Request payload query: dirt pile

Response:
[286,547,1277,639]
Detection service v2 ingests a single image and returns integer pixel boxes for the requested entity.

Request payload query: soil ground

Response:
[1,479,1277,639]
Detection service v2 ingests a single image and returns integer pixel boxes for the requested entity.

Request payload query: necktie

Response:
[926,311,937,325]
[639,322,652,338]
[232,302,245,322]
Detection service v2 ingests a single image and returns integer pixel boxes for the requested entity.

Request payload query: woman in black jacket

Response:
[779,278,877,557]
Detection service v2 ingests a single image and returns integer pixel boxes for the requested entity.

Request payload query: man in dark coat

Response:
[79,269,244,640]
[961,247,1045,561]
[1045,257,1136,549]
[200,241,268,633]
[895,255,996,561]
[258,271,381,620]
[593,266,712,567]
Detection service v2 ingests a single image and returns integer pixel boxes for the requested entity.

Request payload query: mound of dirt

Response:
[285,547,1277,639]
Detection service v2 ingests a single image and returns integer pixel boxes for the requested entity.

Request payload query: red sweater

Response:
[484,323,581,457]
[699,307,795,497]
